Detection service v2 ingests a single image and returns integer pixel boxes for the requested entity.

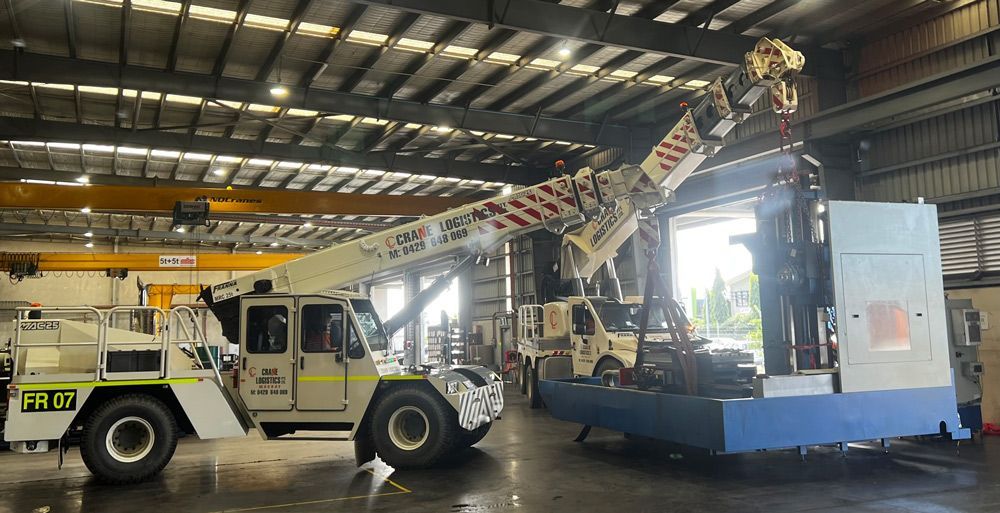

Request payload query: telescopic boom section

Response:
[560,37,804,277]
[201,38,805,344]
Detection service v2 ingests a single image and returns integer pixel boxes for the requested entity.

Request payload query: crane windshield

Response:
[350,299,389,353]
[592,298,678,333]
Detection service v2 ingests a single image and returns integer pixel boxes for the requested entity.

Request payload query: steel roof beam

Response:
[0,118,547,184]
[337,12,420,93]
[411,29,519,104]
[302,4,366,87]
[1,50,642,148]
[351,0,837,68]
[212,0,252,76]
[256,0,315,82]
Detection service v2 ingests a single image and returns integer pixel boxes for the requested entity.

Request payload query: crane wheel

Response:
[526,364,543,409]
[80,394,178,484]
[458,421,492,448]
[370,386,459,469]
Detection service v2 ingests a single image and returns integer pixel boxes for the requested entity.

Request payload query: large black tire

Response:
[526,363,543,409]
[80,394,178,484]
[458,421,492,448]
[370,385,460,469]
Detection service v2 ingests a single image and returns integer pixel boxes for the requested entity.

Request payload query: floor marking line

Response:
[217,491,409,512]
[363,467,412,493]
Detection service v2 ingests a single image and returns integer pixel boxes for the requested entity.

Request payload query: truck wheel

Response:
[518,359,527,394]
[459,422,491,448]
[526,364,542,409]
[595,358,623,387]
[371,386,459,469]
[80,394,178,484]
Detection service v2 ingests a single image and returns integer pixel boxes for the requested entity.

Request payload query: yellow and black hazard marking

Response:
[21,389,78,412]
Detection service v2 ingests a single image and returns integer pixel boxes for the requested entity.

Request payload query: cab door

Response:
[239,297,295,411]
[295,296,348,411]
[570,301,597,376]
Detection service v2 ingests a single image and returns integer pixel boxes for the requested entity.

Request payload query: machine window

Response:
[865,300,911,352]
[301,304,344,353]
[246,306,288,354]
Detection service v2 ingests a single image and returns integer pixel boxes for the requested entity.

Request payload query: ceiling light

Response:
[76,175,90,184]
[255,250,263,255]
[83,231,93,238]
[558,43,571,58]
[84,242,94,248]
[212,168,226,176]
[270,85,288,97]
[269,242,280,247]
[80,207,91,214]
[175,226,186,233]
[303,222,313,228]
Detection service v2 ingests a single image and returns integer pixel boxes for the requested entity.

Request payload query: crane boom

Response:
[201,38,805,344]
[560,37,805,279]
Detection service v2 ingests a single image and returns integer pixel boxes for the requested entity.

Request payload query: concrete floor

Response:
[1,389,998,513]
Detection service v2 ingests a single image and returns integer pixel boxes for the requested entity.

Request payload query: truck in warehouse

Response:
[2,36,804,483]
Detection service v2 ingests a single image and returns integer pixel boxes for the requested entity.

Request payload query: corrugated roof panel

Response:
[16,0,70,57]
[354,5,408,35]
[248,0,300,19]
[127,10,176,68]
[222,27,283,79]
[174,18,231,74]
[75,2,121,63]
[469,66,541,109]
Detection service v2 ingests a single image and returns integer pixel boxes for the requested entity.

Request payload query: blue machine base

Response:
[538,378,971,454]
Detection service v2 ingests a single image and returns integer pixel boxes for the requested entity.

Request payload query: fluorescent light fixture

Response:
[303,222,313,228]
[83,231,93,238]
[84,242,94,248]
[80,207,91,214]
[76,176,90,184]
[269,85,288,97]
[256,250,263,255]
[212,168,226,176]
[269,242,280,247]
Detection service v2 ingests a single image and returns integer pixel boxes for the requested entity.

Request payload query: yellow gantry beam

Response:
[32,253,304,272]
[0,183,467,216]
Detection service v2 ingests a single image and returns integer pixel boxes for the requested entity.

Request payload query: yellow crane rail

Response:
[0,183,467,216]
[0,252,304,273]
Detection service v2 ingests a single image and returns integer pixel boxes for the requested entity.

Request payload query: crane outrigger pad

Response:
[539,377,969,454]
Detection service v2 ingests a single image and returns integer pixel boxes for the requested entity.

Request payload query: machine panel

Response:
[828,201,951,393]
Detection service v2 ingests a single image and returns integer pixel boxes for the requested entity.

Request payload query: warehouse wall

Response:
[852,0,1000,211]
[0,240,246,347]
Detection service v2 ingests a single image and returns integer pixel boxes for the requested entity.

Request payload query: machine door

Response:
[295,297,348,411]
[239,297,295,411]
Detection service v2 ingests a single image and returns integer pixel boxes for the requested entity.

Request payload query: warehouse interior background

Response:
[1,0,1000,467]
[3,0,1000,418]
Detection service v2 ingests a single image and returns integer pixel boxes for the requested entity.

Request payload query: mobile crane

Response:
[513,38,805,406]
[3,37,804,484]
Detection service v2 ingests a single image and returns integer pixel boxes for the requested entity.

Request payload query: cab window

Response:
[301,304,344,353]
[572,304,595,336]
[348,323,365,359]
[246,305,288,354]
